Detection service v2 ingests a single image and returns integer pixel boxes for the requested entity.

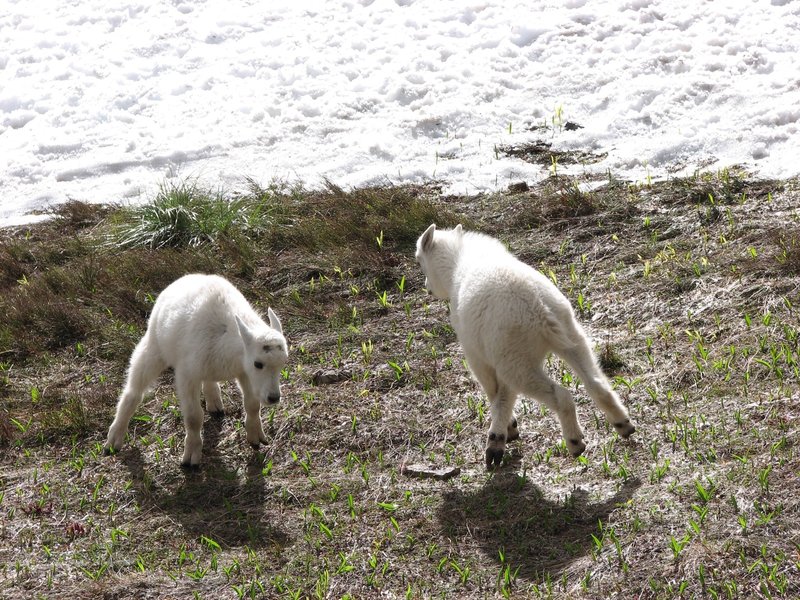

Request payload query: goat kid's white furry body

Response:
[104,273,288,466]
[416,224,635,467]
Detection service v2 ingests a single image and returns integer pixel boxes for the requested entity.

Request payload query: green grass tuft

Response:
[114,180,269,249]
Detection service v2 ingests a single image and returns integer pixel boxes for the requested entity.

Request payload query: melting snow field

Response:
[1,0,799,226]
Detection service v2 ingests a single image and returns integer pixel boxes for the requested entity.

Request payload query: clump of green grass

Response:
[114,180,268,249]
[113,178,458,268]
[550,179,597,218]
[49,199,111,230]
[775,228,800,274]
[670,167,777,206]
[510,177,603,230]
[263,180,460,254]
[598,341,627,375]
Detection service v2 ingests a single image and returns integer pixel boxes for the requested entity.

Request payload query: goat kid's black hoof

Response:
[614,419,636,439]
[485,448,505,469]
[568,438,587,457]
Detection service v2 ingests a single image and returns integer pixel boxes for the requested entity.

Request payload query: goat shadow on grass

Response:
[117,414,289,550]
[438,472,641,581]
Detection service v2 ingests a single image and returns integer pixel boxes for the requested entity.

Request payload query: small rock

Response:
[507,181,530,193]
[311,369,352,385]
[400,463,461,481]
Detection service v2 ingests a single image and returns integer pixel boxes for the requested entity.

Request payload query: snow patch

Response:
[0,0,799,226]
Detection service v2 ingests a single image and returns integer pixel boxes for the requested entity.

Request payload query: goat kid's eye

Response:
[254,361,264,370]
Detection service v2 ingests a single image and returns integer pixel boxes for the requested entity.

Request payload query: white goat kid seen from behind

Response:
[416,224,635,468]
[104,273,288,467]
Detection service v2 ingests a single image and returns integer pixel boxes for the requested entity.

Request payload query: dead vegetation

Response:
[0,170,798,599]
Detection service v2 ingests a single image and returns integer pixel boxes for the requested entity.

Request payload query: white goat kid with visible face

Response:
[416,224,635,468]
[104,273,289,467]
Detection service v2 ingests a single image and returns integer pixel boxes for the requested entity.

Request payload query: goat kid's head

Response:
[415,223,462,300]
[235,308,288,405]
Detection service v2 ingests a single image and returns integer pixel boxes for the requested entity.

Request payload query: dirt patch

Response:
[499,140,607,166]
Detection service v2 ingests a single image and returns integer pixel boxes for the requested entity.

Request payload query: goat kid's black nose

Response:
[267,395,281,404]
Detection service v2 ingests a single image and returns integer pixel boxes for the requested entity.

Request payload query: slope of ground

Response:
[0,170,798,599]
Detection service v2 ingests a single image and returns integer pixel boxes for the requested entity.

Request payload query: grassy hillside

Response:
[0,171,798,599]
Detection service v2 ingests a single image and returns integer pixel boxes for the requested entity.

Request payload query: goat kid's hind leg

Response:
[176,373,204,467]
[586,379,635,439]
[560,343,636,439]
[204,381,224,416]
[104,336,165,454]
[464,355,510,468]
[522,368,586,457]
[485,384,517,469]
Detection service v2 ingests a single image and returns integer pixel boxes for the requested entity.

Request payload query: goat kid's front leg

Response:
[239,378,268,448]
[485,385,516,469]
[177,374,204,468]
[204,380,224,416]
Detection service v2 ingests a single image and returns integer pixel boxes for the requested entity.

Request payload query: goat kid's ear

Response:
[267,307,283,334]
[454,224,463,236]
[235,315,254,345]
[420,223,436,251]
